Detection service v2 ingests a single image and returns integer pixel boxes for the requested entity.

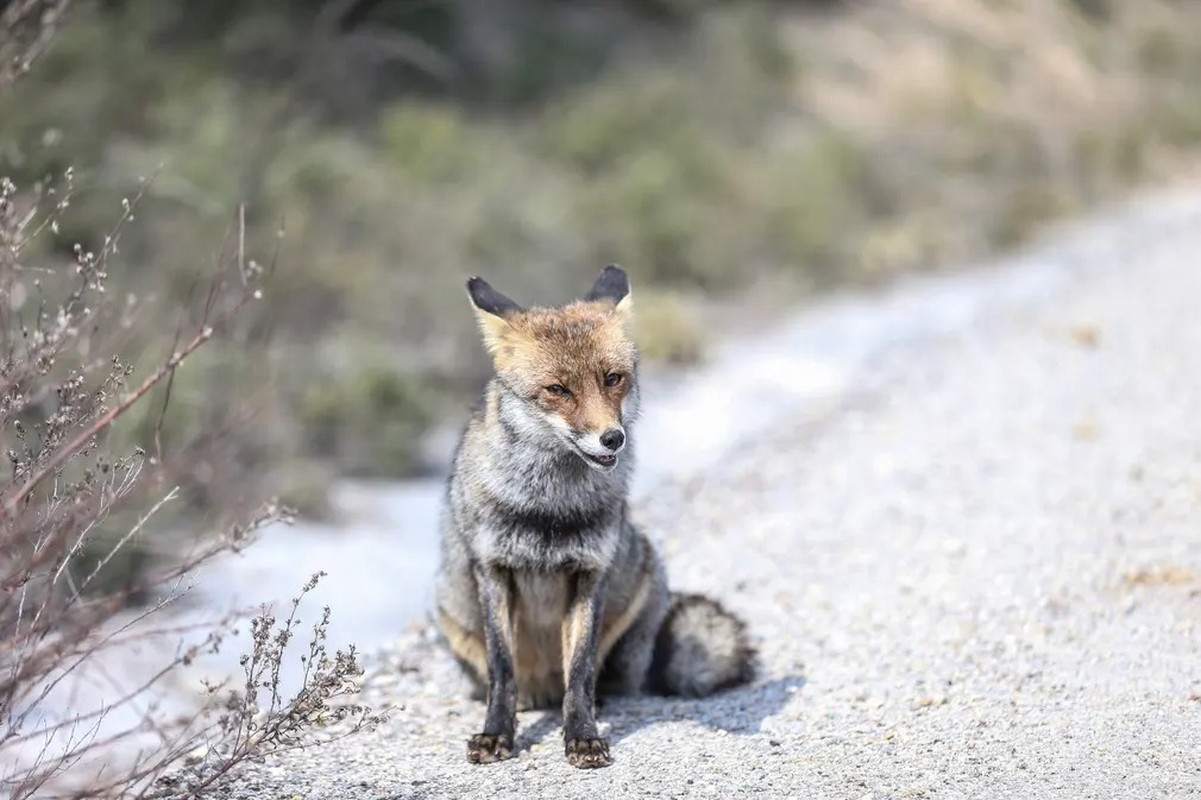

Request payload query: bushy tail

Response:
[646,593,756,697]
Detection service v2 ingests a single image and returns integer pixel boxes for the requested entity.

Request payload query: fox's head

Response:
[467,265,639,473]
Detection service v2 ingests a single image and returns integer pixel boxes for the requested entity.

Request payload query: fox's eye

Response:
[546,384,570,397]
[604,372,623,388]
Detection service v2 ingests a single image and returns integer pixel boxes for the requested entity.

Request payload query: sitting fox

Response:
[435,265,754,769]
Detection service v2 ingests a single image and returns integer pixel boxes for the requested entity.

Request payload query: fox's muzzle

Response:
[573,425,625,471]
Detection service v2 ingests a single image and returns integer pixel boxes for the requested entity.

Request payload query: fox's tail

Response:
[645,593,756,697]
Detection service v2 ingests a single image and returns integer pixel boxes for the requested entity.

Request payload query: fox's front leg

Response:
[467,564,517,764]
[562,570,612,768]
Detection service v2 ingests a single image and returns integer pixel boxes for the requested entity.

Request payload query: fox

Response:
[434,265,754,769]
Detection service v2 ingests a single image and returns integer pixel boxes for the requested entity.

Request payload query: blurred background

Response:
[8,0,1201,508]
[5,0,1201,700]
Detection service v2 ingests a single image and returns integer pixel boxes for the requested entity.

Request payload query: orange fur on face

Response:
[477,300,636,435]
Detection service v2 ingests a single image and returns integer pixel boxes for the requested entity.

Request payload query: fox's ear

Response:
[467,276,523,317]
[466,276,524,356]
[584,264,632,320]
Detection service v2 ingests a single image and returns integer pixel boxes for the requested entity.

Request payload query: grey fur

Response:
[647,594,757,698]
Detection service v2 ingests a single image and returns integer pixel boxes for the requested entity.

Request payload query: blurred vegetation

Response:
[4,0,1201,506]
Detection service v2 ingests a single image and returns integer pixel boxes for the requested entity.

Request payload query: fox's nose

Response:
[600,428,625,452]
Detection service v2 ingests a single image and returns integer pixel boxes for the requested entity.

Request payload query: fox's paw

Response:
[565,736,612,769]
[467,733,513,764]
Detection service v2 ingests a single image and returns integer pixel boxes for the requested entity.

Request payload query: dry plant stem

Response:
[1,172,255,521]
[0,0,72,91]
[0,167,150,410]
[135,574,383,800]
[0,504,276,718]
[2,326,214,518]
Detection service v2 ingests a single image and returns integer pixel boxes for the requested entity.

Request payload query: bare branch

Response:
[0,0,72,92]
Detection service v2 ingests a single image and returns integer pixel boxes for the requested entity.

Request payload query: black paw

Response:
[467,733,513,764]
[565,736,612,769]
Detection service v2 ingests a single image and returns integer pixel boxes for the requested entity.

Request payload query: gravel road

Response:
[227,193,1201,799]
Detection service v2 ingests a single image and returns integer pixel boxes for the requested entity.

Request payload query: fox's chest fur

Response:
[447,381,632,573]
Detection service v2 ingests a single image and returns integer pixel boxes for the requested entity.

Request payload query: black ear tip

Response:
[466,275,524,315]
[584,263,631,303]
[466,276,491,301]
[603,264,629,287]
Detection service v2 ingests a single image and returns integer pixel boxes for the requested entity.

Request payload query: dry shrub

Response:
[0,7,381,797]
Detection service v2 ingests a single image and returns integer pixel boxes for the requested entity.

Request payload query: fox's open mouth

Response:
[578,450,617,469]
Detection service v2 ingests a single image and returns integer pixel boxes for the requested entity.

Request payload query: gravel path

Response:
[228,194,1201,799]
